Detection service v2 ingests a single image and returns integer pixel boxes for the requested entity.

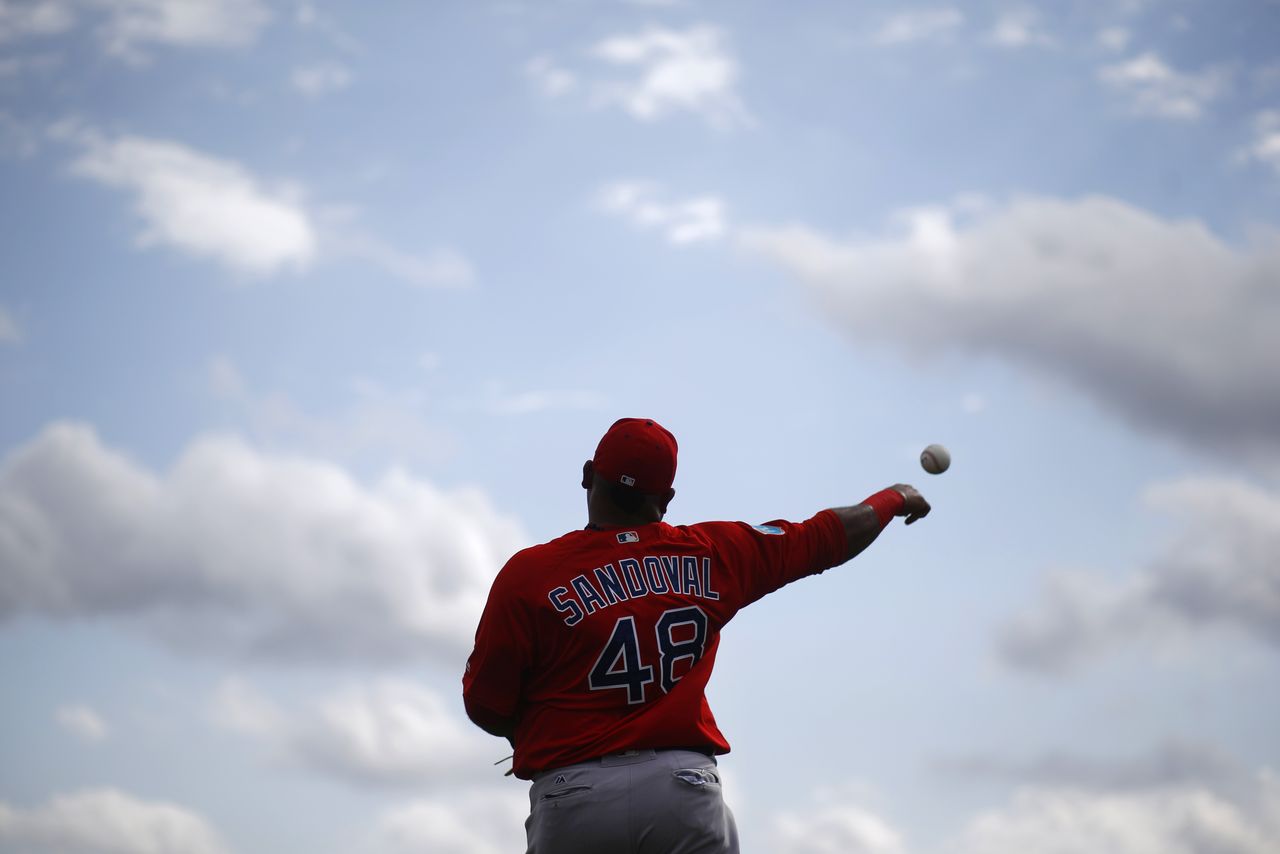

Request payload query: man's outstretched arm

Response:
[830,484,930,563]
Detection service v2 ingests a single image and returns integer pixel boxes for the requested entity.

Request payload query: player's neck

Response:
[586,506,662,529]
[585,490,663,529]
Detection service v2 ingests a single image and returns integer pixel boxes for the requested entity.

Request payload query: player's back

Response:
[468,509,846,778]
[500,520,739,777]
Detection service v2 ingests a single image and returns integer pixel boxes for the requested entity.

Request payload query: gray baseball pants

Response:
[525,749,740,854]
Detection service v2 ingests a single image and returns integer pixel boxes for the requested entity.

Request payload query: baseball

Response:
[920,443,950,474]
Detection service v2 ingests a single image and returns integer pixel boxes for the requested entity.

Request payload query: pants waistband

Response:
[536,748,716,779]
[601,749,658,767]
[602,747,714,763]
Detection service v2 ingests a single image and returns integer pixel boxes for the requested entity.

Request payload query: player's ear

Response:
[582,460,593,490]
[657,487,675,516]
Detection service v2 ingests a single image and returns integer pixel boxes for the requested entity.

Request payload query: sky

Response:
[1,0,1279,852]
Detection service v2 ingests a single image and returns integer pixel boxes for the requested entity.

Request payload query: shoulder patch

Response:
[617,531,639,544]
[752,524,784,535]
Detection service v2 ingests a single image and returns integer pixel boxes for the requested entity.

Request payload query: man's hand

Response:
[890,484,931,525]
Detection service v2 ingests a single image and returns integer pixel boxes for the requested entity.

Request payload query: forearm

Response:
[830,497,897,563]
[830,485,926,563]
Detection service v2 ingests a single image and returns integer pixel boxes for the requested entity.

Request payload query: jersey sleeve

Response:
[462,556,536,727]
[700,509,848,608]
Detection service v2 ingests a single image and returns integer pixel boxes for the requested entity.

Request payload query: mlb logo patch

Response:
[620,475,636,486]
[617,531,640,544]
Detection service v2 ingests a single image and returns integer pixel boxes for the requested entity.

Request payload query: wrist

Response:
[862,488,906,527]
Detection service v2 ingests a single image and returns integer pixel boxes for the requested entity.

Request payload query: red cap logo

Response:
[592,418,678,495]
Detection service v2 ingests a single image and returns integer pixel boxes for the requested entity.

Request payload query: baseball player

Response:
[463,418,930,853]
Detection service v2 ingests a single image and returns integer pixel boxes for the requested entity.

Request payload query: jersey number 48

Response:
[587,606,709,704]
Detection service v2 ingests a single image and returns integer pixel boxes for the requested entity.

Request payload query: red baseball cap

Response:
[592,418,678,495]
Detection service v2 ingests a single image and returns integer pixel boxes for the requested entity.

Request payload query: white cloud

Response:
[0,52,61,84]
[1097,27,1131,52]
[65,130,316,276]
[0,108,39,158]
[771,801,907,854]
[525,54,576,97]
[999,477,1280,673]
[206,354,245,399]
[525,27,748,128]
[0,0,75,43]
[212,678,496,786]
[1253,61,1280,96]
[0,110,45,160]
[209,676,284,736]
[999,570,1155,673]
[1099,52,1228,120]
[955,774,1280,854]
[89,0,271,62]
[206,356,457,467]
[873,8,964,46]
[214,677,499,788]
[55,704,109,742]
[314,203,474,288]
[987,9,1054,49]
[368,791,527,854]
[937,741,1242,791]
[598,181,727,245]
[0,421,527,663]
[291,61,352,97]
[0,0,270,61]
[763,765,1280,854]
[587,25,748,128]
[0,304,19,344]
[1242,110,1280,177]
[961,393,986,415]
[294,1,361,54]
[336,234,475,288]
[477,381,607,417]
[740,195,1280,459]
[56,126,470,285]
[0,788,231,854]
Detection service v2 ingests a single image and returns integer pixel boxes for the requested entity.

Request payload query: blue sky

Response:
[2,1,1279,852]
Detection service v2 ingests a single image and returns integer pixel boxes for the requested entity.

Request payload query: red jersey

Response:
[462,510,847,779]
